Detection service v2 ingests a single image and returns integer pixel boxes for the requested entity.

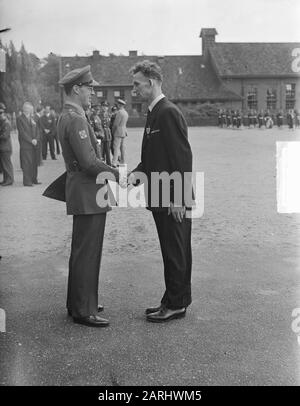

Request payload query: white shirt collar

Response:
[148,94,165,112]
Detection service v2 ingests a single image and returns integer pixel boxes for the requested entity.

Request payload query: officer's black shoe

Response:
[145,304,165,315]
[73,315,109,327]
[33,181,42,185]
[146,307,186,323]
[1,182,13,186]
[67,305,104,316]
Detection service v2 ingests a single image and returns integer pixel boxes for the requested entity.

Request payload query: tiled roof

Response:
[209,43,300,77]
[61,54,241,101]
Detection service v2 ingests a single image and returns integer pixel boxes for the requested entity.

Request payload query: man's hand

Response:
[127,172,136,186]
[32,139,37,146]
[119,174,127,189]
[168,202,186,223]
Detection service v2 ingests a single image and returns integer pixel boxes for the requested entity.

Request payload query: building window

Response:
[114,89,125,100]
[247,86,258,110]
[96,89,107,99]
[286,83,296,110]
[266,88,277,110]
[131,89,137,97]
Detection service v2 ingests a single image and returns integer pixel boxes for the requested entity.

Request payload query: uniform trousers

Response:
[152,211,192,310]
[67,213,106,318]
[112,136,125,166]
[42,133,55,159]
[101,141,111,166]
[0,151,14,183]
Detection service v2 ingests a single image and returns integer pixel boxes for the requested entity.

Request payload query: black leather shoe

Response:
[33,181,42,185]
[1,182,13,186]
[145,304,165,315]
[146,307,186,323]
[73,315,109,327]
[67,305,104,316]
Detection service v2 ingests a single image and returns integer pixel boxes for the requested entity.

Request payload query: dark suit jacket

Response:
[133,97,193,211]
[40,113,56,137]
[16,114,37,150]
[57,102,119,215]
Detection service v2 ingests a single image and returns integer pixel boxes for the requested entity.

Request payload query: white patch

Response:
[277,142,300,213]
[79,130,87,139]
[0,308,6,332]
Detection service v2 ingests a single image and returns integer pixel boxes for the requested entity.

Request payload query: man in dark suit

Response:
[16,102,40,186]
[57,65,120,328]
[128,60,193,323]
[40,105,57,160]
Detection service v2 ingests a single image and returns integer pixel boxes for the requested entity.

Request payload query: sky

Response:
[0,0,299,58]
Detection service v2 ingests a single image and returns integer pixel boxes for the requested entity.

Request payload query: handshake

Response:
[118,171,136,189]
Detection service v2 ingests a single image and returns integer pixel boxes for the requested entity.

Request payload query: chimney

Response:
[200,28,218,59]
[93,50,100,59]
[129,50,138,57]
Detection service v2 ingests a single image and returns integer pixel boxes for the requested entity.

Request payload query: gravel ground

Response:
[0,126,300,386]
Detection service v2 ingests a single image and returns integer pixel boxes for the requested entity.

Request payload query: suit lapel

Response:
[141,97,166,153]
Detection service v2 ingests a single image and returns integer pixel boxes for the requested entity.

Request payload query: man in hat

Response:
[128,60,193,323]
[0,103,14,186]
[57,65,120,327]
[111,98,128,167]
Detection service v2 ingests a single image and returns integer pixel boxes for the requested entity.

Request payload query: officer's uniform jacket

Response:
[99,111,112,142]
[112,108,128,138]
[57,102,119,215]
[0,117,12,153]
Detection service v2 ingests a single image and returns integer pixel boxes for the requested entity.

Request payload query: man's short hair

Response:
[130,60,163,83]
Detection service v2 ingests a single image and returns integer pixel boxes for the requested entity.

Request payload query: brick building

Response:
[59,28,300,118]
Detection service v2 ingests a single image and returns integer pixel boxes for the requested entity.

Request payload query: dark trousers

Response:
[101,141,111,166]
[42,133,55,159]
[54,134,60,155]
[36,140,42,166]
[0,151,14,183]
[152,211,192,309]
[20,147,38,185]
[67,213,106,318]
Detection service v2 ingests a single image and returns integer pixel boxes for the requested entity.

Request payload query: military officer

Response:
[57,65,120,327]
[0,103,14,186]
[99,101,112,166]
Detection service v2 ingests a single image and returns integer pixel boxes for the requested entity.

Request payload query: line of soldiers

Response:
[218,109,300,129]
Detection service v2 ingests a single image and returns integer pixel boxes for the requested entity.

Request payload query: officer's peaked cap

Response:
[58,65,99,87]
